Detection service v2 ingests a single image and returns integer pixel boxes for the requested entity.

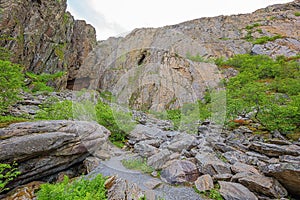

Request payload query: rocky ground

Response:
[1,93,299,199]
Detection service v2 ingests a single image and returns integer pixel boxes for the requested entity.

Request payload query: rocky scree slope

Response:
[0,0,96,89]
[74,1,300,110]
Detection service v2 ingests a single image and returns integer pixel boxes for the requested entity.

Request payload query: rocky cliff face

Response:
[74,1,299,110]
[0,0,96,89]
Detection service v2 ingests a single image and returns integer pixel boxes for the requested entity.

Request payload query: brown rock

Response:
[104,176,117,190]
[213,174,233,182]
[2,181,44,200]
[194,174,214,192]
[219,181,258,200]
[231,162,260,175]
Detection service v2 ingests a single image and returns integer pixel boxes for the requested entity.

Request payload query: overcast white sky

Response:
[66,0,292,40]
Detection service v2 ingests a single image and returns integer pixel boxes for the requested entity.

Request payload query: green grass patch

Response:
[121,158,154,174]
[194,184,224,200]
[294,12,300,17]
[0,115,28,128]
[37,175,107,200]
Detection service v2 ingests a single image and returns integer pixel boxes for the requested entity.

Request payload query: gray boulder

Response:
[0,120,110,189]
[195,152,231,176]
[261,162,300,198]
[161,160,199,184]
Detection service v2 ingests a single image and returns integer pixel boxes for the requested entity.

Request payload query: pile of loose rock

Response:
[127,112,300,199]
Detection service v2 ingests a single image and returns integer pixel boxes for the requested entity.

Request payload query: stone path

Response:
[90,154,203,200]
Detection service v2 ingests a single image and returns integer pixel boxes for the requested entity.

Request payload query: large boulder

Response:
[0,120,110,189]
[233,173,287,198]
[160,160,199,184]
[195,152,231,176]
[219,181,258,200]
[261,162,300,198]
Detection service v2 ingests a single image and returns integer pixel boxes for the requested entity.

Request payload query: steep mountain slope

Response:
[0,0,96,89]
[74,1,300,110]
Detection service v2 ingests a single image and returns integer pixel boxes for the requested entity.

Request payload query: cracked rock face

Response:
[0,0,96,89]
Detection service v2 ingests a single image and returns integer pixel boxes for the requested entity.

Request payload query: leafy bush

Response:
[25,71,65,92]
[0,60,24,113]
[0,162,21,193]
[218,54,300,135]
[35,99,73,120]
[295,12,300,17]
[121,158,154,174]
[37,175,107,200]
[96,101,135,147]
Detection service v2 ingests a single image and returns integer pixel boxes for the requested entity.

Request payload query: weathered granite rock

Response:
[235,173,288,198]
[0,0,96,90]
[161,160,200,184]
[219,181,258,200]
[194,174,214,192]
[195,152,231,176]
[261,162,300,197]
[0,120,110,189]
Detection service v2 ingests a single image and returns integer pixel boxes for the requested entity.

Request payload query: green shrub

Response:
[121,158,154,174]
[252,34,282,44]
[25,71,65,92]
[295,12,300,17]
[0,60,24,113]
[35,99,73,120]
[245,23,261,30]
[219,54,300,135]
[0,162,21,193]
[37,175,107,200]
[96,101,135,148]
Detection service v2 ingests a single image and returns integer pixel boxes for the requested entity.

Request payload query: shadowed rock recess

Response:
[0,0,300,200]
